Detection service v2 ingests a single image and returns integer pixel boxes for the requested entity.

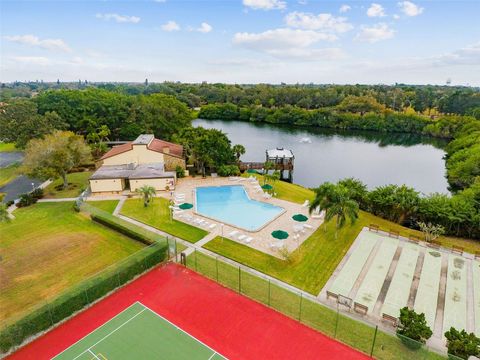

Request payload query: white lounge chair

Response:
[303,224,313,229]
[228,230,239,237]
[208,223,217,230]
[238,234,247,241]
[302,200,310,208]
[229,177,240,181]
[245,237,253,243]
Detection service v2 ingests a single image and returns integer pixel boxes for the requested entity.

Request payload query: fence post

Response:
[216,257,219,281]
[174,238,178,262]
[299,292,303,322]
[334,305,339,338]
[116,272,121,287]
[195,249,198,271]
[268,279,271,306]
[84,288,90,304]
[47,301,54,325]
[238,267,241,293]
[370,326,378,357]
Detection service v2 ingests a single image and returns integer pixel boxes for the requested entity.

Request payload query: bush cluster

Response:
[217,165,241,177]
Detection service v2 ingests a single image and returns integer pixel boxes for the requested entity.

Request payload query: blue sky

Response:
[1,0,479,85]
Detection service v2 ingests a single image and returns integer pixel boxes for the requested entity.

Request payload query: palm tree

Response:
[309,183,359,239]
[263,161,275,185]
[232,144,246,162]
[136,185,156,207]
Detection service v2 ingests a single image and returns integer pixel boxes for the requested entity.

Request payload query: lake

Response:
[193,119,450,195]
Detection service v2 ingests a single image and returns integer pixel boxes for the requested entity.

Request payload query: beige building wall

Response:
[102,145,165,166]
[130,178,174,192]
[90,178,125,193]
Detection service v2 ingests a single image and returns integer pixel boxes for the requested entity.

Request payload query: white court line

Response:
[139,302,228,360]
[52,302,143,360]
[87,349,101,360]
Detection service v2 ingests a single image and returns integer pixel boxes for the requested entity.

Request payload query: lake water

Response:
[194,119,449,195]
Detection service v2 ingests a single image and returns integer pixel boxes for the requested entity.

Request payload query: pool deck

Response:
[170,176,324,258]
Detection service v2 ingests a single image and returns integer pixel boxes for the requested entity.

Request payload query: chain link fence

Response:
[186,248,463,360]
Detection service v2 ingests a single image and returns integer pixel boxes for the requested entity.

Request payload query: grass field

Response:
[0,202,144,326]
[53,302,226,360]
[86,200,119,214]
[43,171,93,199]
[0,163,20,187]
[186,251,445,360]
[120,197,208,243]
[0,143,17,152]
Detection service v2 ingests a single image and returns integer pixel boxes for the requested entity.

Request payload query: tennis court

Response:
[53,302,226,360]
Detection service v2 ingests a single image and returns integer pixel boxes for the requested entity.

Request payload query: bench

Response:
[452,246,464,255]
[326,291,338,301]
[388,230,400,239]
[368,224,380,232]
[353,302,368,316]
[337,295,353,309]
[382,313,398,327]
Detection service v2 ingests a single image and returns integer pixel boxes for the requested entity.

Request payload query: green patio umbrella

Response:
[271,230,289,240]
[261,184,273,190]
[179,202,194,210]
[246,169,258,174]
[292,214,308,222]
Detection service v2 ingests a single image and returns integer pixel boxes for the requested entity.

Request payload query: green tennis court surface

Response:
[53,302,227,360]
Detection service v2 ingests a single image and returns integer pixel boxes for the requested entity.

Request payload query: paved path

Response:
[113,196,127,216]
[38,197,78,202]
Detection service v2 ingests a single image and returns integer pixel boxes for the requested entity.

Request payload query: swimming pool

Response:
[195,185,284,231]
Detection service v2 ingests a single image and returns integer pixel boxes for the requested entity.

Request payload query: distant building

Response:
[89,134,186,194]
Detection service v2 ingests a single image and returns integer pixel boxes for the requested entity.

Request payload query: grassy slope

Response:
[0,163,20,187]
[43,171,93,199]
[0,202,143,325]
[120,197,208,243]
[205,179,479,294]
[0,143,17,152]
[86,200,119,214]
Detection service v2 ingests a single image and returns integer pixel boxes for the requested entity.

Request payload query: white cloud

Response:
[95,13,140,23]
[243,0,286,11]
[10,56,51,66]
[355,23,395,43]
[285,12,353,33]
[161,21,180,32]
[339,5,351,13]
[196,22,212,33]
[393,14,400,19]
[4,34,71,52]
[266,47,346,60]
[398,1,424,16]
[367,3,386,17]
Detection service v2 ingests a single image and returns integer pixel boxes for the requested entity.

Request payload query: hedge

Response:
[89,209,166,246]
[0,242,168,354]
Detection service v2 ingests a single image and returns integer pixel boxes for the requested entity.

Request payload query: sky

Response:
[1,0,479,85]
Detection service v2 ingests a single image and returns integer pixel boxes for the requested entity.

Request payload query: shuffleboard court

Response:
[354,236,399,312]
[473,260,480,335]
[413,250,442,329]
[443,255,467,335]
[381,242,419,317]
[329,230,379,296]
[53,302,226,360]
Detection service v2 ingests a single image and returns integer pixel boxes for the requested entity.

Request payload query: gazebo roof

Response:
[266,148,294,159]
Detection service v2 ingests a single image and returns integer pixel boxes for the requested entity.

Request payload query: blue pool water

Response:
[195,185,283,231]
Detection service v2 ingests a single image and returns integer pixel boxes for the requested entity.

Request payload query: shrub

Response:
[396,307,432,349]
[31,188,44,199]
[5,200,14,207]
[17,193,37,207]
[217,165,240,177]
[445,327,480,359]
[175,165,185,178]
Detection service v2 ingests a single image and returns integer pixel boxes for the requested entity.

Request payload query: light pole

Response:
[31,182,35,192]
[221,223,224,242]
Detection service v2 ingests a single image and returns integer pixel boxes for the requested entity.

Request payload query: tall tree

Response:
[23,131,91,189]
[232,144,246,162]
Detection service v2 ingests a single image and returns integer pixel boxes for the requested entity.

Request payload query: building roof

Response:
[100,134,183,160]
[266,148,294,159]
[90,163,175,180]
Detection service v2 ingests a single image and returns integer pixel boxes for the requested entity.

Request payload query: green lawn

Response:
[0,163,20,187]
[0,202,144,326]
[120,197,208,243]
[186,251,445,360]
[0,143,17,152]
[43,171,92,199]
[86,200,119,214]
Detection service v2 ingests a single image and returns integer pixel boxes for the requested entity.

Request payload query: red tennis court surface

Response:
[8,263,369,360]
